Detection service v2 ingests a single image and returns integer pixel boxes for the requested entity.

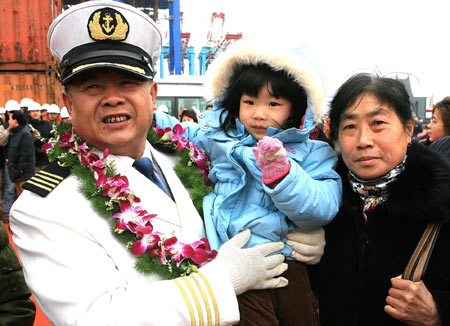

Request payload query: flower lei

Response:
[43,122,216,279]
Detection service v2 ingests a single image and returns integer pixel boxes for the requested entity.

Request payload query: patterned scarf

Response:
[348,156,407,222]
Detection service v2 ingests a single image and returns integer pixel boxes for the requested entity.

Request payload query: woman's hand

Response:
[286,227,325,265]
[385,276,441,325]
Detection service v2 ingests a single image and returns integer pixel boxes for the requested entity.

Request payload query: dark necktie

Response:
[133,157,167,194]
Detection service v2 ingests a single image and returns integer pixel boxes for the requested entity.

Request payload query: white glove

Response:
[216,229,288,295]
[286,227,325,265]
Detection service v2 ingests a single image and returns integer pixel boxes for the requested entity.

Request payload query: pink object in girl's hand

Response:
[252,136,290,182]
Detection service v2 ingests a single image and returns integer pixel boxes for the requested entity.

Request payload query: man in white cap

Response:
[60,106,71,123]
[19,98,35,114]
[40,103,50,120]
[10,2,324,325]
[46,104,61,123]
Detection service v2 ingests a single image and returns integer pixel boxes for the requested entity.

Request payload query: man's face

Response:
[48,113,59,121]
[29,110,41,120]
[63,68,157,160]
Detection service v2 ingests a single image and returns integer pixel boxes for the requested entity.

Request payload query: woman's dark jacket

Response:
[0,221,36,325]
[8,125,35,182]
[318,143,450,325]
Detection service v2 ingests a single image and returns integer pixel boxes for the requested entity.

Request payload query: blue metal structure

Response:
[198,47,214,75]
[168,0,182,75]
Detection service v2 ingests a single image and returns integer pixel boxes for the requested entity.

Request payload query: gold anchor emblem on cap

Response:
[102,13,114,33]
[88,8,129,41]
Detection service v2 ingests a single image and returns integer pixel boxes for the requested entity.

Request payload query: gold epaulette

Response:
[22,161,71,197]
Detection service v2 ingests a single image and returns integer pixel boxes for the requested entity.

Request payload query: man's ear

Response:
[62,92,73,116]
[150,82,158,107]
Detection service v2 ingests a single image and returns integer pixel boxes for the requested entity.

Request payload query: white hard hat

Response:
[41,103,50,111]
[47,104,60,114]
[20,98,35,109]
[28,101,42,111]
[0,107,6,114]
[5,100,20,112]
[60,106,70,119]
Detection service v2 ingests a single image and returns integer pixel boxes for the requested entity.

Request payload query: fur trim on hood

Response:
[205,40,327,124]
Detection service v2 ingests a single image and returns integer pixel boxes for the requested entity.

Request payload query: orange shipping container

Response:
[0,0,63,107]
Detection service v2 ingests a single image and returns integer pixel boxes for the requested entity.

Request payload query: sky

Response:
[170,0,448,106]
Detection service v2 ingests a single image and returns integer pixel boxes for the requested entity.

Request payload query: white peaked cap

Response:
[48,1,162,83]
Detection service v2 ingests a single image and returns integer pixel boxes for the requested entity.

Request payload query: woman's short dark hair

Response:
[218,63,308,135]
[180,109,198,123]
[432,97,450,135]
[329,73,413,142]
[12,111,28,125]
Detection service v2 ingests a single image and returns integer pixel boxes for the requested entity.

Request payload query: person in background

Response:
[19,98,34,115]
[0,220,36,325]
[46,104,61,124]
[9,2,322,324]
[155,41,341,325]
[430,135,450,163]
[317,73,450,325]
[60,106,71,123]
[41,103,49,121]
[1,100,19,221]
[28,102,52,172]
[0,107,6,122]
[205,104,213,111]
[7,111,35,196]
[0,109,6,223]
[179,108,198,123]
[428,97,450,143]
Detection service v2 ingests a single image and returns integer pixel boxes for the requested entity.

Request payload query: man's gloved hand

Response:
[216,229,288,295]
[286,227,325,265]
[252,136,290,185]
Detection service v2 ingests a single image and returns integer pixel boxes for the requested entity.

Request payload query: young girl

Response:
[154,41,342,325]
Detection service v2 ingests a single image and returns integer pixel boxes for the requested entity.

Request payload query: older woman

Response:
[317,73,450,325]
[429,97,450,143]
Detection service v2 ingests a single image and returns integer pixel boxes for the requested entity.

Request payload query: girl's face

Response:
[428,109,447,142]
[239,83,292,140]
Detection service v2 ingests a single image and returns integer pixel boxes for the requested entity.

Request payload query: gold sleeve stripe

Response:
[39,170,64,180]
[26,180,53,192]
[190,273,212,326]
[34,174,60,184]
[173,278,196,326]
[198,271,220,326]
[30,176,57,188]
[182,276,204,326]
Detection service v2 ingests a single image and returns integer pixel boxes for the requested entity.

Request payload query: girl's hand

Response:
[252,136,290,184]
[385,276,441,325]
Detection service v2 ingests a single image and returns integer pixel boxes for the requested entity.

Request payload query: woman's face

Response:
[181,116,195,123]
[338,93,413,180]
[428,109,447,142]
